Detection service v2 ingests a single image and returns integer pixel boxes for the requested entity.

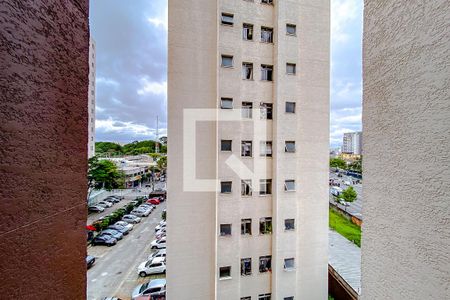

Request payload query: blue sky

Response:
[90,0,362,148]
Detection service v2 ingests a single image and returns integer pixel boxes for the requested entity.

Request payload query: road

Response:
[329,171,363,219]
[87,183,166,300]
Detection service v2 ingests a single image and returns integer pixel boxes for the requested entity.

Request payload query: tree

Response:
[157,156,167,170]
[348,157,362,173]
[339,186,357,210]
[330,157,347,169]
[88,156,124,191]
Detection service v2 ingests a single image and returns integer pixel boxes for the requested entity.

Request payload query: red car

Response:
[146,198,160,205]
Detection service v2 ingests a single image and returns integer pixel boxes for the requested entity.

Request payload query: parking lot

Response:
[329,171,363,218]
[87,185,166,300]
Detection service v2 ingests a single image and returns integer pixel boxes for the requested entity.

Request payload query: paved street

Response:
[87,201,166,300]
[329,171,363,219]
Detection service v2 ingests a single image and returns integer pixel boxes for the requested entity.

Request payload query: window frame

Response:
[260,141,273,157]
[241,140,253,157]
[220,97,233,109]
[219,266,232,279]
[220,181,232,194]
[261,27,273,43]
[284,258,295,271]
[242,62,254,80]
[259,217,272,234]
[286,23,296,36]
[221,140,232,152]
[259,179,272,195]
[241,257,252,276]
[284,218,295,231]
[241,102,253,119]
[241,179,252,196]
[243,23,254,41]
[220,224,232,236]
[258,256,272,273]
[286,63,296,75]
[285,141,296,153]
[284,179,295,191]
[260,103,273,119]
[221,55,234,68]
[286,101,296,113]
[261,64,273,81]
[221,13,234,26]
[241,218,252,235]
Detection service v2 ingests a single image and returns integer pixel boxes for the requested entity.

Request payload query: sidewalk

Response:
[329,229,361,295]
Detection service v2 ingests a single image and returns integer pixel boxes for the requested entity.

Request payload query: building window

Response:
[242,62,253,80]
[241,258,252,275]
[284,219,295,231]
[261,27,273,43]
[259,179,272,195]
[259,217,272,234]
[221,97,233,109]
[221,13,234,26]
[219,266,231,278]
[284,258,295,270]
[284,297,294,300]
[286,24,296,35]
[241,218,252,235]
[261,65,273,81]
[241,180,252,196]
[221,140,232,152]
[286,102,296,113]
[221,55,233,67]
[260,103,273,119]
[286,63,296,75]
[260,141,272,157]
[220,224,232,236]
[241,141,253,157]
[259,256,272,273]
[261,0,273,4]
[221,181,232,193]
[243,23,253,40]
[284,180,295,191]
[242,102,253,119]
[285,141,296,153]
[241,297,251,300]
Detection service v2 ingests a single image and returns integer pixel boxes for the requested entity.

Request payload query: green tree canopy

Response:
[340,186,358,203]
[157,156,167,170]
[88,157,124,190]
[95,140,167,156]
[330,157,347,169]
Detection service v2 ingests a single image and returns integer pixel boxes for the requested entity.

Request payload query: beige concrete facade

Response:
[362,1,450,299]
[168,0,329,299]
[88,37,96,158]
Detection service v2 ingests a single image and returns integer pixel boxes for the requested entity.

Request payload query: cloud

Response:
[96,117,167,142]
[331,0,360,43]
[137,79,167,96]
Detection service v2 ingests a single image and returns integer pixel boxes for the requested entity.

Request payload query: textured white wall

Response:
[362,1,450,299]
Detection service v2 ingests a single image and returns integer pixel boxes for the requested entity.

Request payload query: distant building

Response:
[102,155,156,188]
[342,131,362,155]
[88,38,96,158]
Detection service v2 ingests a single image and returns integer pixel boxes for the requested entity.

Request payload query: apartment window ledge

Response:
[259,41,274,45]
[260,79,273,82]
[242,79,255,81]
[241,233,253,237]
[284,190,296,193]
[284,229,295,232]
[286,73,296,76]
[219,234,232,238]
[221,66,234,69]
[241,273,252,277]
[286,33,297,37]
[219,276,232,281]
[284,268,296,272]
[258,194,272,197]
[241,195,253,198]
[221,24,234,28]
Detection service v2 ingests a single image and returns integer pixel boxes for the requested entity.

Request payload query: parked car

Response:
[148,249,166,261]
[155,223,166,232]
[131,208,150,217]
[86,255,96,269]
[108,224,130,235]
[131,279,166,300]
[146,198,160,205]
[88,206,105,213]
[122,214,141,224]
[97,201,113,208]
[115,221,133,231]
[150,238,166,249]
[139,204,154,212]
[155,232,166,240]
[130,200,139,206]
[104,198,119,204]
[155,228,166,236]
[101,229,123,240]
[138,257,166,277]
[102,297,122,300]
[91,234,117,247]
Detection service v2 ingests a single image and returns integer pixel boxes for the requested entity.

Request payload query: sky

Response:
[90,0,363,148]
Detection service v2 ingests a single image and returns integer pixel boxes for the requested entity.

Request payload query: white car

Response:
[115,221,133,231]
[139,204,154,212]
[131,208,150,217]
[155,228,166,236]
[148,249,166,261]
[155,223,166,232]
[137,257,166,277]
[97,201,112,208]
[155,231,166,239]
[122,214,141,224]
[159,220,166,226]
[150,238,166,249]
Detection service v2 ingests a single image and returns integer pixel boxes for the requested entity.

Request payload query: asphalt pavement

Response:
[329,172,363,219]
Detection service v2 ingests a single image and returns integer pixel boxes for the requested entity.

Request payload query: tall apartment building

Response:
[88,37,96,158]
[168,1,330,299]
[342,131,362,155]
